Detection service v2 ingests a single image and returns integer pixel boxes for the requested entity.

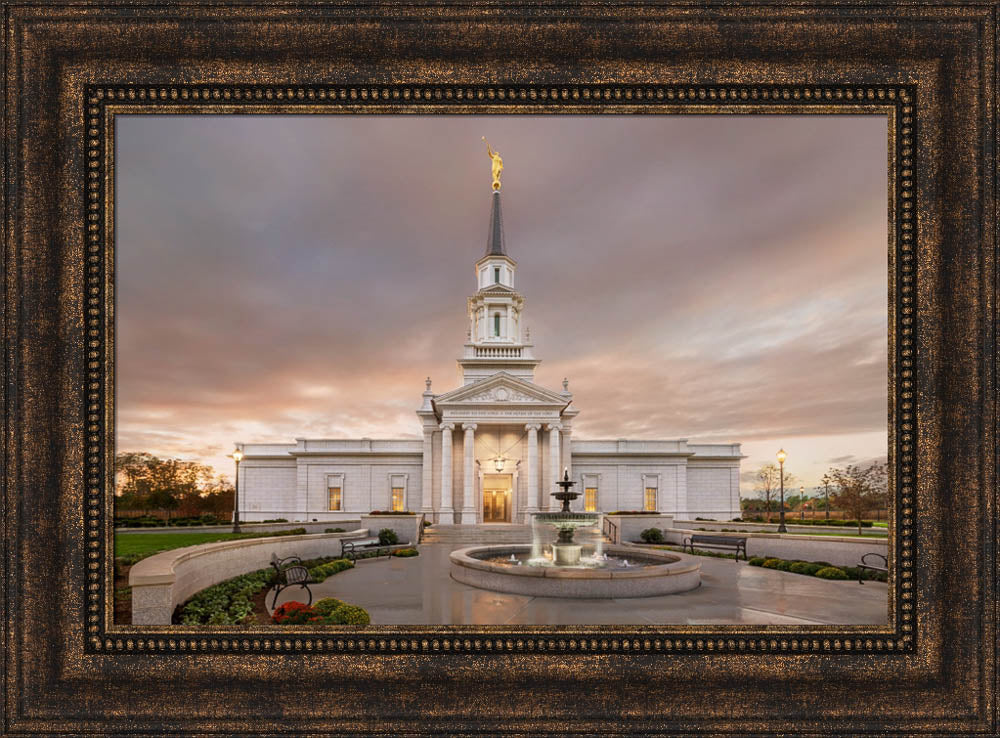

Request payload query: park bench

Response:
[682,534,748,561]
[341,537,394,562]
[857,552,888,584]
[269,553,312,609]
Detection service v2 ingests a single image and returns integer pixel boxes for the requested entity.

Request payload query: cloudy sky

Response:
[116,114,888,497]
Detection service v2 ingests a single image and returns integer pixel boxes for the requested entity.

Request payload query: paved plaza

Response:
[271,544,889,625]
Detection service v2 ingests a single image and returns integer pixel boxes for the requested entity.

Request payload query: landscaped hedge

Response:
[392,547,419,557]
[368,510,416,515]
[308,558,354,582]
[748,556,887,582]
[607,510,661,515]
[377,528,399,545]
[738,517,874,528]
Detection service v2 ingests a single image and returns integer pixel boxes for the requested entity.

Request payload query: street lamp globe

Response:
[493,456,505,473]
[776,448,787,464]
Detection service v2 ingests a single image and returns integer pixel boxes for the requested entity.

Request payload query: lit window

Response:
[494,314,500,336]
[494,267,500,283]
[584,487,598,512]
[328,486,342,511]
[644,487,657,512]
[391,487,405,512]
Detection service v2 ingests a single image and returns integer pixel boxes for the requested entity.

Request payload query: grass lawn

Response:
[115,531,269,562]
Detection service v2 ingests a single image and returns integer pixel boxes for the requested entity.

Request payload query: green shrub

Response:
[802,563,825,576]
[308,558,354,582]
[815,566,849,580]
[369,510,415,515]
[312,597,346,616]
[327,603,370,625]
[325,527,346,533]
[748,557,766,566]
[639,528,664,544]
[775,560,796,572]
[261,518,289,523]
[422,519,432,527]
[761,558,783,569]
[788,561,812,574]
[392,547,419,557]
[377,528,398,545]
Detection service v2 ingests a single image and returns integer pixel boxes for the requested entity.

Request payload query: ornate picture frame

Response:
[3,3,996,735]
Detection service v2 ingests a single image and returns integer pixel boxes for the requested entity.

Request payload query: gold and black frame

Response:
[4,6,996,736]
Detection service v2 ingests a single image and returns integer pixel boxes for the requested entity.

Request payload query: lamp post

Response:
[821,472,831,521]
[799,485,805,520]
[776,448,788,533]
[493,456,505,473]
[231,448,244,533]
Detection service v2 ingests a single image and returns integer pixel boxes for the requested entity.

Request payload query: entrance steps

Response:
[420,524,534,545]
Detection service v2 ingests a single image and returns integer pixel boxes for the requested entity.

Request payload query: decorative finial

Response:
[425,377,432,391]
[482,137,503,191]
[562,377,569,391]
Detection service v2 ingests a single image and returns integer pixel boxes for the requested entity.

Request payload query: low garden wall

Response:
[604,514,674,545]
[674,519,888,536]
[129,529,368,625]
[117,520,361,535]
[360,513,425,545]
[656,527,888,568]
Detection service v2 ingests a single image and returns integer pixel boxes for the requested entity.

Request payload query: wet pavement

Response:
[270,543,889,625]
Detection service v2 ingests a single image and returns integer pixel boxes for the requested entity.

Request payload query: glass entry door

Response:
[483,488,510,523]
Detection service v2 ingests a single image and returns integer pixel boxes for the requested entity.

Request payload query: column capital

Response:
[525,423,542,432]
[546,422,563,432]
[462,422,478,431]
[440,422,455,432]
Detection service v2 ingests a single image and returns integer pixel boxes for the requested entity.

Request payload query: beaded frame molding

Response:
[5,4,997,736]
[86,84,914,657]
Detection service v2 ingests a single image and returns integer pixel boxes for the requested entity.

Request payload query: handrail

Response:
[602,516,619,543]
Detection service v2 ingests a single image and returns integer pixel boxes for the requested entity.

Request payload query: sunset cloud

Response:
[116,114,888,494]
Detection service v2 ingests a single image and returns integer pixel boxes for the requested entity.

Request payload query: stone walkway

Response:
[270,544,889,625]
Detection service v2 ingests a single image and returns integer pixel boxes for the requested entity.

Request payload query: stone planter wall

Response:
[360,513,424,545]
[129,529,368,625]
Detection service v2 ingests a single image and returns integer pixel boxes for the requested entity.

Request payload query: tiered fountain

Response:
[449,470,702,598]
[532,469,601,566]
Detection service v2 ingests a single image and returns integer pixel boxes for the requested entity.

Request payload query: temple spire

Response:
[486,190,506,256]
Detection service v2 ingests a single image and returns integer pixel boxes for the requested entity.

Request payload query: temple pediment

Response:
[434,372,569,407]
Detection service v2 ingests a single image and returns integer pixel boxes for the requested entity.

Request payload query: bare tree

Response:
[829,461,888,535]
[753,464,796,523]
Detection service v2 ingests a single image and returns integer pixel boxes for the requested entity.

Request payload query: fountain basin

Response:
[449,544,701,598]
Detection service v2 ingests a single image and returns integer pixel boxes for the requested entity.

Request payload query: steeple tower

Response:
[458,185,539,385]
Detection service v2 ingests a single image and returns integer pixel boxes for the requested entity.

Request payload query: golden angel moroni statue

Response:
[482,137,503,190]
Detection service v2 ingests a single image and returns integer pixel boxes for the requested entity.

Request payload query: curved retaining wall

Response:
[128,529,368,625]
[449,544,701,598]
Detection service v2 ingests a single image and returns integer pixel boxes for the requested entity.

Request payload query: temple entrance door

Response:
[482,474,512,522]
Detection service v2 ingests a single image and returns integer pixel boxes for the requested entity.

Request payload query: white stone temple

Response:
[237,187,743,524]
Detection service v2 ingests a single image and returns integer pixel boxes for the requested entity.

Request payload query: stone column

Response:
[461,423,478,524]
[524,424,541,514]
[439,423,455,524]
[421,427,434,514]
[546,423,562,510]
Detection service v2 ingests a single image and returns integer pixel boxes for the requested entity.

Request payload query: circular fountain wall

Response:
[449,544,701,598]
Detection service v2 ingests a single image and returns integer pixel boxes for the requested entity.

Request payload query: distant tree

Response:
[753,464,796,522]
[829,461,888,535]
[114,452,218,519]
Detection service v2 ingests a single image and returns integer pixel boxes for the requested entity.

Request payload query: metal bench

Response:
[341,537,393,562]
[682,534,748,561]
[857,552,888,584]
[269,553,312,609]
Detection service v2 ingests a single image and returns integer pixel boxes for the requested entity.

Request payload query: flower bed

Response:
[272,598,370,625]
